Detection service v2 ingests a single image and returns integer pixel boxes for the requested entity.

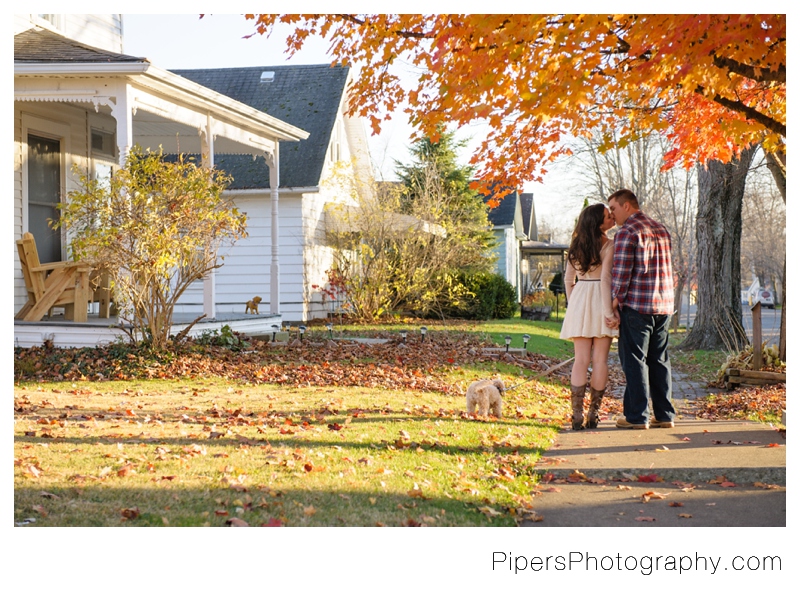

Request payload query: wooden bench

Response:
[15,232,93,322]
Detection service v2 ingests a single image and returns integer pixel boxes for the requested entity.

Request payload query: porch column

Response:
[109,82,133,166]
[200,114,216,319]
[265,143,280,315]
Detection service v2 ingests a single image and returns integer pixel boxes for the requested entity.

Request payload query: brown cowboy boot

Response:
[586,386,605,429]
[570,384,586,430]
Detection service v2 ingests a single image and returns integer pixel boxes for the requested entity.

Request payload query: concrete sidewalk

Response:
[521,372,786,527]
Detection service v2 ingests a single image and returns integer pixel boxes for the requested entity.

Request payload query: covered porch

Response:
[14,311,284,349]
[14,28,308,348]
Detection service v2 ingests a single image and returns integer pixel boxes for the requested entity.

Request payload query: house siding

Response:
[15,14,122,52]
[173,190,336,323]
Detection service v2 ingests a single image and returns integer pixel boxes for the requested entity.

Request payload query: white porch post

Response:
[200,114,216,319]
[265,143,280,315]
[109,82,133,167]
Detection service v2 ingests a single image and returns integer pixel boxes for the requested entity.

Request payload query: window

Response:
[36,14,64,31]
[91,128,116,189]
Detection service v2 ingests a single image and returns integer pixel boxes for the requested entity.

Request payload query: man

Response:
[606,189,676,429]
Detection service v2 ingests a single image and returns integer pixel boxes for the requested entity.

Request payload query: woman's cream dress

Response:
[559,241,618,340]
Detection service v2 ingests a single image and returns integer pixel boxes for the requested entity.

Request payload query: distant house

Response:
[518,192,568,295]
[484,189,529,299]
[520,192,538,242]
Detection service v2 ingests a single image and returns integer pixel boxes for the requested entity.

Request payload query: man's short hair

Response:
[608,189,640,209]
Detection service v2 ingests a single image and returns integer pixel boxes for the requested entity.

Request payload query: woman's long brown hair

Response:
[567,203,607,273]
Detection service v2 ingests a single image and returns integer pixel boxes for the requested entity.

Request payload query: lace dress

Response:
[559,241,618,340]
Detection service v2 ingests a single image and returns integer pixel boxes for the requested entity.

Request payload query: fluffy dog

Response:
[465,378,505,418]
[245,296,262,314]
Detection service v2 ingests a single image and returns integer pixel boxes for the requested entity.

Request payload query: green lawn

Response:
[16,315,763,526]
[14,319,571,527]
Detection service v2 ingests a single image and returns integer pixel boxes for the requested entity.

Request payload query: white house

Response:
[13,14,372,347]
[171,64,374,322]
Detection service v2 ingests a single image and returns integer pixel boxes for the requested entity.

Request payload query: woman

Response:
[560,203,617,430]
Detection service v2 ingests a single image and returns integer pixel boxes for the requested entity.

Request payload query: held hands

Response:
[605,298,620,329]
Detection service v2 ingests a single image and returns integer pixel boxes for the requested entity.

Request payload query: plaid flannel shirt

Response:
[611,211,675,315]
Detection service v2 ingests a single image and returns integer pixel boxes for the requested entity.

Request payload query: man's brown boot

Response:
[585,387,605,429]
[570,384,586,430]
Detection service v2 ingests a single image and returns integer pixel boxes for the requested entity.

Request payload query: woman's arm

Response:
[565,258,578,302]
[601,243,615,318]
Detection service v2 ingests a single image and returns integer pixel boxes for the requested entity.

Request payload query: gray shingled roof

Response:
[484,189,519,227]
[14,28,145,63]
[173,65,350,189]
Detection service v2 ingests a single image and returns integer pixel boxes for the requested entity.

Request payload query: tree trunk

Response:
[680,146,756,351]
[765,147,786,361]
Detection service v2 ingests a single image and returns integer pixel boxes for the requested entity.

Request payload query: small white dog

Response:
[465,378,505,418]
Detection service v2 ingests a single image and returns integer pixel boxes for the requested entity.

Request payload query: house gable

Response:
[520,192,537,241]
[173,65,350,189]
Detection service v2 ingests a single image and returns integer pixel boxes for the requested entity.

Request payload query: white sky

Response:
[122,13,579,232]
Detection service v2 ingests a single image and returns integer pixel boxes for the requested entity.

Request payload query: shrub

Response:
[492,275,518,318]
[195,325,251,352]
[445,272,518,320]
[57,146,246,350]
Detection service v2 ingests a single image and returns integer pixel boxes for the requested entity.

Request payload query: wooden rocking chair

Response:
[15,232,93,322]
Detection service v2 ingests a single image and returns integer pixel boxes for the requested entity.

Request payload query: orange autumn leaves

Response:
[244,14,785,196]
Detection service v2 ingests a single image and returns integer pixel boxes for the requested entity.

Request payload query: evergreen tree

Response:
[395,128,495,265]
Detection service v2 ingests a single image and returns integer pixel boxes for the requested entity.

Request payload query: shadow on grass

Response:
[14,483,522,527]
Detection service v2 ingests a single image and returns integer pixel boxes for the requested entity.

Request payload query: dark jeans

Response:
[618,307,675,424]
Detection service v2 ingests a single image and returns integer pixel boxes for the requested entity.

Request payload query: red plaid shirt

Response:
[611,211,675,315]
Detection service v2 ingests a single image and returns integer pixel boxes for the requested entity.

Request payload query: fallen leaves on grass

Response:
[478,506,503,518]
[15,333,561,394]
[120,507,140,520]
[695,384,785,421]
[408,484,428,499]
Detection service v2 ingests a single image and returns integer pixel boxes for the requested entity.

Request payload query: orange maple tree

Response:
[243,14,785,195]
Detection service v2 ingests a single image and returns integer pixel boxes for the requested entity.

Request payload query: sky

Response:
[121,13,580,235]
